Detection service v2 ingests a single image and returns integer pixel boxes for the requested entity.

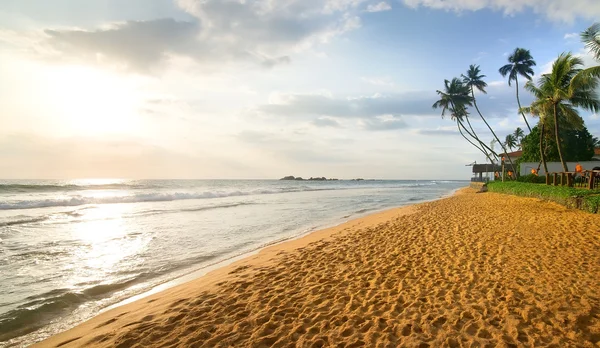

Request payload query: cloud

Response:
[538,48,598,75]
[256,92,437,119]
[236,130,354,164]
[361,76,395,87]
[43,19,199,72]
[366,2,392,12]
[399,0,600,23]
[9,0,365,73]
[361,116,407,130]
[416,128,458,136]
[312,117,342,127]
[564,32,579,41]
[255,85,527,122]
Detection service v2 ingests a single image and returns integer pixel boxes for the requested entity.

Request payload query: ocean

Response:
[0,179,467,346]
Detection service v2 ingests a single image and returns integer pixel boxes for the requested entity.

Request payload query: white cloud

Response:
[361,76,396,87]
[360,115,407,130]
[312,117,342,127]
[416,127,458,136]
[564,32,579,41]
[538,48,598,75]
[2,0,366,73]
[256,91,438,120]
[400,0,600,23]
[366,2,392,12]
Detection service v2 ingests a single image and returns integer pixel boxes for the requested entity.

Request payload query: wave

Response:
[0,203,259,228]
[0,276,142,342]
[0,252,225,342]
[0,183,152,193]
[0,182,449,211]
[0,216,48,227]
[0,187,339,210]
[0,192,245,210]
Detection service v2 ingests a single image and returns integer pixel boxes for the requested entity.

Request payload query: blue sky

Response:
[0,0,599,179]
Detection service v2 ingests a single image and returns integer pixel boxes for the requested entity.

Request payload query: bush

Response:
[582,195,600,214]
[516,174,546,184]
[486,181,600,213]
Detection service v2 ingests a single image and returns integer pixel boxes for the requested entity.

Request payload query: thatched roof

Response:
[472,164,501,173]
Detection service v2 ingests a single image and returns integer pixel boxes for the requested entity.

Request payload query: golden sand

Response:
[36,188,600,347]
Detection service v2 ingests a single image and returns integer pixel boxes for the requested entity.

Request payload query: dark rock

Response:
[280,176,296,180]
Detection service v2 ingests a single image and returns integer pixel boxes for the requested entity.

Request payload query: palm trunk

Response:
[516,77,532,132]
[448,100,498,160]
[464,115,497,162]
[553,103,568,172]
[539,122,549,175]
[471,89,516,175]
[458,120,499,159]
[456,121,494,163]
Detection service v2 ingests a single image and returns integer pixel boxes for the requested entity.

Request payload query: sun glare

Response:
[45,65,143,136]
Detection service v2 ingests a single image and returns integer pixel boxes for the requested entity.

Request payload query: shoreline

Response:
[106,185,466,311]
[8,186,464,347]
[35,187,600,347]
[32,190,452,348]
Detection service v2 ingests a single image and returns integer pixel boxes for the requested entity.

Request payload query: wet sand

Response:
[36,188,600,347]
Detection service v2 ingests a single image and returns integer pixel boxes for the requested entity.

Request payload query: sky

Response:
[1,0,599,180]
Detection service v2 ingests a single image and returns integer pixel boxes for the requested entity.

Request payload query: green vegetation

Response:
[522,53,600,172]
[435,23,600,179]
[487,182,600,213]
[520,125,596,163]
[516,174,546,184]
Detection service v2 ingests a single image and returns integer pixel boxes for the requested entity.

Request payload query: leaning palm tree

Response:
[505,134,517,151]
[499,48,536,132]
[432,78,497,163]
[523,53,600,172]
[462,65,514,171]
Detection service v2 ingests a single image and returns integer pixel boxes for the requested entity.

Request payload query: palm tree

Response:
[499,48,536,132]
[578,23,600,79]
[582,23,600,60]
[432,78,497,163]
[513,127,525,148]
[505,134,517,151]
[461,64,514,170]
[523,53,600,172]
[520,101,552,175]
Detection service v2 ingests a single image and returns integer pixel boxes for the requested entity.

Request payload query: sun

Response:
[44,65,143,136]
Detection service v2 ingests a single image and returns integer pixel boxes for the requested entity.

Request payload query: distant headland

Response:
[279,176,365,181]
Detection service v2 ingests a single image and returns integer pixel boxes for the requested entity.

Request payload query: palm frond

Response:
[582,22,600,61]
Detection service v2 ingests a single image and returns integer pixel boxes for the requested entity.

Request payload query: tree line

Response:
[433,23,600,176]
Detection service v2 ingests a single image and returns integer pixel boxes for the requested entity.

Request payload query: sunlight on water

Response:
[67,205,147,286]
[68,178,127,186]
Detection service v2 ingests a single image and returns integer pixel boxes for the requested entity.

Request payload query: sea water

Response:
[0,179,467,346]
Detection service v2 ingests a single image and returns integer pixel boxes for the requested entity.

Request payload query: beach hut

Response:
[471,164,501,182]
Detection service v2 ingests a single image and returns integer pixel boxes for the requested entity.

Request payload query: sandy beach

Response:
[35,188,600,347]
